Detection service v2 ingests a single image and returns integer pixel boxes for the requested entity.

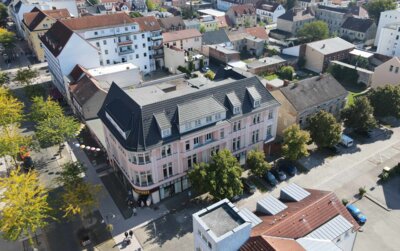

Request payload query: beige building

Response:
[275,8,315,37]
[272,74,348,135]
[303,37,355,73]
[371,57,400,88]
[226,4,257,28]
[162,29,202,51]
[22,7,71,62]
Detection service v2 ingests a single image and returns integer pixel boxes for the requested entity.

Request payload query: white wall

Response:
[376,25,400,56]
[375,9,400,46]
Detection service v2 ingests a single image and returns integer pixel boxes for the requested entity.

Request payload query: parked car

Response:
[241,178,256,194]
[340,134,354,147]
[271,169,287,181]
[326,144,341,155]
[265,171,278,186]
[356,129,373,138]
[201,66,210,73]
[346,204,367,225]
[278,160,297,176]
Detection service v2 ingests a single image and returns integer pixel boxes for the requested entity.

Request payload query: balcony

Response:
[118,49,134,56]
[151,35,163,41]
[117,40,133,46]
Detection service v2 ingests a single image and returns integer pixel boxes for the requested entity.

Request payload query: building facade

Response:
[376,22,400,57]
[374,9,400,47]
[255,1,285,23]
[97,76,280,204]
[371,57,400,88]
[22,8,71,62]
[226,4,257,27]
[315,4,351,34]
[276,8,315,36]
[339,17,376,45]
[163,29,202,51]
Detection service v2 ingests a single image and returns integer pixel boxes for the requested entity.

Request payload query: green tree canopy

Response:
[246,150,271,177]
[30,96,63,123]
[199,24,206,33]
[366,0,396,24]
[0,168,52,247]
[328,65,359,85]
[0,72,9,85]
[146,0,156,11]
[0,87,24,126]
[341,96,377,132]
[189,149,243,200]
[0,124,32,164]
[35,115,80,148]
[0,28,15,48]
[282,124,310,161]
[13,68,38,86]
[368,85,400,118]
[129,11,142,18]
[0,3,8,26]
[278,66,295,80]
[308,110,342,148]
[297,21,329,42]
[56,161,86,186]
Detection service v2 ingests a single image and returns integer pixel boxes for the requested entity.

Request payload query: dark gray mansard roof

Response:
[98,76,280,152]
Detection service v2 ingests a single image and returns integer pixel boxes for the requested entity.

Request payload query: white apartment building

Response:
[41,13,163,97]
[375,9,400,47]
[376,22,400,56]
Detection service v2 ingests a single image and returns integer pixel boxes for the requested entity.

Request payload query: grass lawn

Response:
[264,74,278,81]
[346,90,369,107]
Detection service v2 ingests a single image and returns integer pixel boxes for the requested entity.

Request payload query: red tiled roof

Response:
[61,13,135,31]
[162,29,201,43]
[216,15,231,28]
[246,27,268,40]
[131,16,161,32]
[69,64,88,82]
[39,20,74,57]
[241,235,306,251]
[250,189,360,239]
[229,4,256,16]
[23,8,71,31]
[69,74,105,106]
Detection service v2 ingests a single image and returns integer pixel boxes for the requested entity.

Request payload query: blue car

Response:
[346,204,367,224]
[265,171,278,186]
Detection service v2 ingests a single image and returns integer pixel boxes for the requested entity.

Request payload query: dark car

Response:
[241,178,256,194]
[346,204,367,225]
[23,156,34,171]
[265,171,278,186]
[356,129,373,138]
[279,160,297,176]
[271,169,286,181]
[326,144,341,155]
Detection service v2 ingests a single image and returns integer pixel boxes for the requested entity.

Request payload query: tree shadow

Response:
[381,176,400,210]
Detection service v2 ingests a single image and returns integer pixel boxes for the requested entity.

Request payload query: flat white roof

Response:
[88,63,138,76]
[198,8,226,17]
[349,49,373,58]
[228,61,247,70]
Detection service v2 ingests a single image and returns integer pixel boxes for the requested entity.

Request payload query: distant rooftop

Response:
[198,8,226,17]
[306,37,355,55]
[199,201,246,237]
[87,63,138,77]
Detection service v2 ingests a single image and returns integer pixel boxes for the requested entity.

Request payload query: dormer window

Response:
[161,128,171,138]
[233,106,241,115]
[254,99,261,108]
[247,86,262,109]
[154,112,172,139]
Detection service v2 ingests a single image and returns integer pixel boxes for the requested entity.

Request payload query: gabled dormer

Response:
[226,92,242,115]
[154,112,172,138]
[247,86,261,108]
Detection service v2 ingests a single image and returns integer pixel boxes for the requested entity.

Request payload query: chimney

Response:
[283,79,290,86]
[321,44,325,49]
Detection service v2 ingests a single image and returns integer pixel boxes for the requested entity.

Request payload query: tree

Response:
[129,11,142,18]
[30,97,63,123]
[35,115,80,150]
[0,125,32,165]
[57,162,100,219]
[199,24,206,34]
[13,68,38,86]
[246,150,271,177]
[278,66,295,80]
[0,72,9,85]
[328,64,359,85]
[297,21,329,42]
[0,3,7,26]
[0,168,52,247]
[0,87,24,126]
[188,149,243,200]
[350,55,369,68]
[0,28,15,48]
[368,85,400,118]
[146,0,156,11]
[244,19,251,28]
[282,124,310,161]
[308,110,342,148]
[366,0,396,24]
[204,70,215,80]
[341,96,377,132]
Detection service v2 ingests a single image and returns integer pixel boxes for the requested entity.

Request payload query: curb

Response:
[364,193,392,212]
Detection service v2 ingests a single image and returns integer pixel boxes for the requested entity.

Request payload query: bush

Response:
[204,70,215,80]
[342,198,349,205]
[177,66,190,74]
[359,187,367,197]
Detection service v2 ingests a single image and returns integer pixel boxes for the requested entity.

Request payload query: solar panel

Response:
[280,183,311,202]
[256,194,288,215]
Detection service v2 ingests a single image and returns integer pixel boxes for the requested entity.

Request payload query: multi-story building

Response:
[226,4,257,28]
[9,0,78,37]
[163,29,202,51]
[216,0,257,12]
[376,22,400,57]
[97,75,280,203]
[340,17,376,45]
[255,0,285,24]
[302,37,355,73]
[374,9,400,47]
[272,74,348,135]
[22,7,71,62]
[194,184,360,251]
[315,4,351,34]
[41,13,163,97]
[274,8,315,37]
[199,15,218,32]
[371,57,400,88]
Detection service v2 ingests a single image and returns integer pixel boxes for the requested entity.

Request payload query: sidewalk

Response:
[67,141,170,251]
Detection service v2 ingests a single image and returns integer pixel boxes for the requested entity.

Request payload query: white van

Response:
[340,134,354,147]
